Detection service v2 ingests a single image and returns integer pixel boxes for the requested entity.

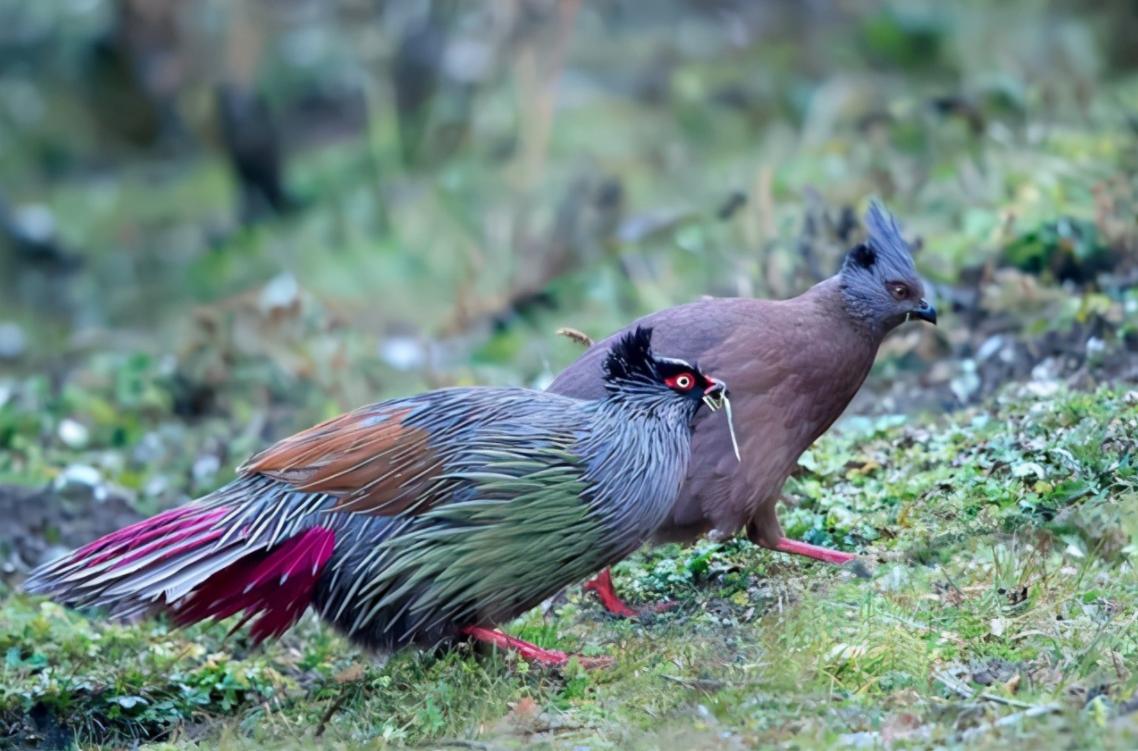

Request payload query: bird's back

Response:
[548,284,879,543]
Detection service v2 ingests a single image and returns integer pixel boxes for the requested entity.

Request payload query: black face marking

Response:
[849,242,877,269]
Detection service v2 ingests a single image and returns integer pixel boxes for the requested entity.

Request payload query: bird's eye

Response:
[889,284,909,301]
[667,374,695,391]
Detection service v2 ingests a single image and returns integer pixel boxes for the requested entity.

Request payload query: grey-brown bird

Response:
[548,201,936,617]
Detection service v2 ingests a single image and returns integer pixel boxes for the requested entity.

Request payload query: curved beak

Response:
[703,378,728,401]
[913,299,937,325]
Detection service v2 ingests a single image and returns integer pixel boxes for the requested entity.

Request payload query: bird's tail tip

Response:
[23,505,227,600]
[23,501,337,644]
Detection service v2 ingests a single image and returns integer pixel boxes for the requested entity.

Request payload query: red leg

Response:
[773,537,857,565]
[583,569,676,619]
[582,569,638,618]
[461,626,611,669]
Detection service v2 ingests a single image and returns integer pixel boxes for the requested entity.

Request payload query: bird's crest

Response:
[603,326,658,385]
[843,200,918,279]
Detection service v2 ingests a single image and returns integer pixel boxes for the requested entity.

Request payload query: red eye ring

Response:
[667,374,695,391]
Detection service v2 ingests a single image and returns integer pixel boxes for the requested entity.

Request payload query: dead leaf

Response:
[556,327,594,347]
[498,696,541,733]
[882,712,923,747]
[335,664,366,684]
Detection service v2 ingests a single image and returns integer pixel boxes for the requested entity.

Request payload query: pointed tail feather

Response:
[173,526,335,642]
[23,506,230,605]
[24,497,337,644]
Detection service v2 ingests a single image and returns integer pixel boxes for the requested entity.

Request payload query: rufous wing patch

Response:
[239,405,442,515]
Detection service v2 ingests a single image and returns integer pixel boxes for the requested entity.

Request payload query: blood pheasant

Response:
[549,202,937,617]
[25,327,727,666]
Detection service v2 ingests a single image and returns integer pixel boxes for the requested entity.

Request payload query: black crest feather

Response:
[603,326,658,384]
[848,242,876,268]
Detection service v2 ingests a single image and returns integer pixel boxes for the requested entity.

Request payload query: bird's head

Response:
[839,201,937,334]
[602,326,727,411]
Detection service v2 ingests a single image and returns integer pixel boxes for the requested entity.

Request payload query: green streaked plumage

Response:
[358,448,602,635]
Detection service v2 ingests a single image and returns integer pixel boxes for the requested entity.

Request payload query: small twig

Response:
[661,674,769,692]
[314,685,355,738]
[983,460,1008,479]
[938,564,964,596]
[435,742,490,750]
[875,611,936,634]
[976,692,1038,710]
[556,327,594,347]
[957,704,1062,742]
[934,670,974,699]
[661,674,726,692]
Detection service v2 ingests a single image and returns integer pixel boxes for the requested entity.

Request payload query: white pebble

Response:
[57,418,89,449]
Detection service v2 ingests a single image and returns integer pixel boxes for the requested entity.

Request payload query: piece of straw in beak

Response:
[702,390,741,462]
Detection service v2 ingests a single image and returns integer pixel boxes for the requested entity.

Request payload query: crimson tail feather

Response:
[173,527,335,643]
[23,503,336,644]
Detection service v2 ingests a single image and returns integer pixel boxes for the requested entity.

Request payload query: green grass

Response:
[3,383,1136,749]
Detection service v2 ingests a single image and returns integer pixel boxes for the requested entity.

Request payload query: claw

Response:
[461,626,611,669]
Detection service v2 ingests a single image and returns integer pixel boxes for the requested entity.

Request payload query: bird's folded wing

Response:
[238,402,445,516]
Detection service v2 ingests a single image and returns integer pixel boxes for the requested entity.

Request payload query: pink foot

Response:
[583,569,675,619]
[773,537,858,565]
[461,626,612,669]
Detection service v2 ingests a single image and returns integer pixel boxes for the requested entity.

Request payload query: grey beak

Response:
[913,299,937,325]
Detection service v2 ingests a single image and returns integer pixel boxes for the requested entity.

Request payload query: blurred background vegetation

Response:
[1,0,1138,747]
[2,0,1137,416]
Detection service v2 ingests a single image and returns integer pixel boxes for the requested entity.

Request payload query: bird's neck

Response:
[813,276,889,344]
[584,393,696,550]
